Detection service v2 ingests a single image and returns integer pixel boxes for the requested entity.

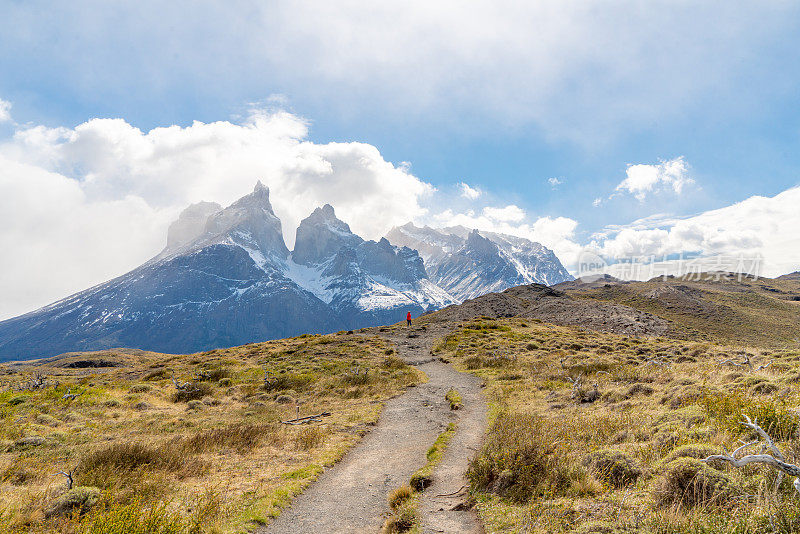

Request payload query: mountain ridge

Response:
[385,222,573,301]
[0,184,573,361]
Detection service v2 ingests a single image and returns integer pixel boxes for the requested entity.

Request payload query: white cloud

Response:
[458,182,482,200]
[593,197,603,207]
[482,205,524,222]
[614,156,694,201]
[0,98,11,123]
[548,177,562,188]
[589,187,800,278]
[0,106,434,319]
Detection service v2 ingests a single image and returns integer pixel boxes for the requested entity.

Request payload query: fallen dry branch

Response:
[717,352,772,372]
[62,388,84,401]
[281,412,332,425]
[703,415,800,494]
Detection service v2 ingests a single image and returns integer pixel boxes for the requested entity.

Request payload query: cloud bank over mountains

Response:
[1,103,799,320]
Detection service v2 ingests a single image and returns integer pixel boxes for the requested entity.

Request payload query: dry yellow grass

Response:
[0,332,421,533]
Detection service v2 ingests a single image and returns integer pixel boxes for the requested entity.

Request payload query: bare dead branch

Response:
[281,412,332,425]
[62,388,84,401]
[52,469,75,490]
[703,415,800,494]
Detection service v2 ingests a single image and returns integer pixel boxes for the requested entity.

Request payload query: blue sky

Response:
[2,1,800,318]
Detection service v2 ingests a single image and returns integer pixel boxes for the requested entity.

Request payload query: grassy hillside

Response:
[0,332,420,533]
[431,316,800,533]
[560,274,800,349]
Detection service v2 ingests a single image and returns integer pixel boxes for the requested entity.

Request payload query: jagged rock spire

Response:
[293,204,363,265]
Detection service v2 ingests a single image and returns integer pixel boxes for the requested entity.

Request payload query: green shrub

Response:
[46,486,100,518]
[702,391,798,441]
[582,449,641,487]
[653,458,736,508]
[204,368,230,382]
[7,395,26,406]
[661,444,720,466]
[79,499,195,534]
[463,356,484,370]
[445,389,463,410]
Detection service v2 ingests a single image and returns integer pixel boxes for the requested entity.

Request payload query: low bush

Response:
[45,486,100,518]
[170,382,213,403]
[463,356,484,370]
[661,444,720,466]
[445,388,462,410]
[79,498,199,534]
[143,369,168,381]
[203,368,230,382]
[381,356,405,370]
[263,372,315,392]
[702,391,799,441]
[582,449,641,488]
[652,458,736,508]
[467,413,587,502]
[383,500,417,533]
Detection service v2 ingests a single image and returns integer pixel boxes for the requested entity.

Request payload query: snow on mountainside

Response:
[385,222,573,301]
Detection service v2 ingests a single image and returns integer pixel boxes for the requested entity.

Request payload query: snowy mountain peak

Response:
[385,223,573,301]
[202,182,289,259]
[253,180,268,194]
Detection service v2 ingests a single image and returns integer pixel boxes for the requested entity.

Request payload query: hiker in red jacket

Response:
[406,311,412,327]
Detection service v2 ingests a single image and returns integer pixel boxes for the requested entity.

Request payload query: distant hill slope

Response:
[555,273,800,348]
[424,283,671,338]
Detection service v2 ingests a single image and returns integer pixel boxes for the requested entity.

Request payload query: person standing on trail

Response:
[406,311,412,327]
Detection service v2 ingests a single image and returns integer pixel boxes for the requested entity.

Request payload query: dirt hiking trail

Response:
[261,324,487,534]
